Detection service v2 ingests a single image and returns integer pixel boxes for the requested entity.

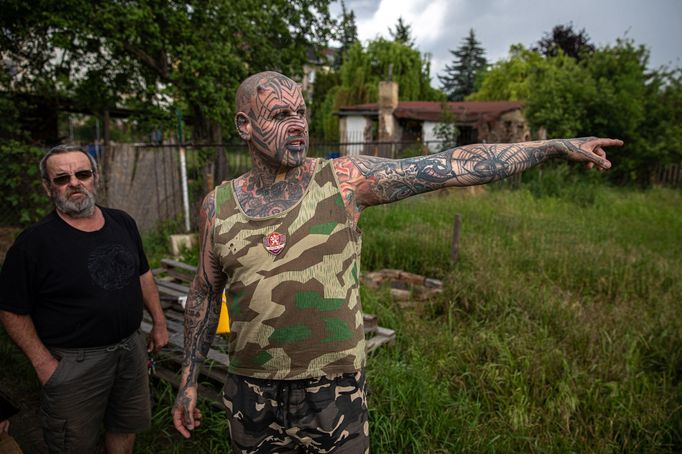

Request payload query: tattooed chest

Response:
[236,181,307,217]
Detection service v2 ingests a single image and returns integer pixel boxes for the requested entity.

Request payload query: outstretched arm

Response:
[334,137,622,222]
[172,190,228,438]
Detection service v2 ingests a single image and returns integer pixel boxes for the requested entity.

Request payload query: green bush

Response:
[0,142,50,226]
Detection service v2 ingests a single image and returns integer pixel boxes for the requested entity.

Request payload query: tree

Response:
[533,23,595,62]
[439,29,487,101]
[0,0,335,144]
[319,39,443,140]
[471,39,682,184]
[334,0,358,69]
[389,17,415,48]
[467,45,541,101]
[580,39,680,183]
[309,69,340,137]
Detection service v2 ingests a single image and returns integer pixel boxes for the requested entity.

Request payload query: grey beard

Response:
[52,186,97,218]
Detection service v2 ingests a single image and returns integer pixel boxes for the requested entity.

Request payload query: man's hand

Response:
[35,356,59,386]
[557,137,624,170]
[147,321,169,353]
[172,386,202,438]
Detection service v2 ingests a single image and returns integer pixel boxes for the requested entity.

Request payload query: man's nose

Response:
[67,174,83,186]
[288,118,307,135]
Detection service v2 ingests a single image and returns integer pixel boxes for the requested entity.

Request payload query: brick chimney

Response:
[378,80,399,145]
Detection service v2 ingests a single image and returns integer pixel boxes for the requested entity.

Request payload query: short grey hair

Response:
[39,144,98,180]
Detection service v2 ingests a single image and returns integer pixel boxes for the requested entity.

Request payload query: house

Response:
[301,47,337,103]
[337,81,532,156]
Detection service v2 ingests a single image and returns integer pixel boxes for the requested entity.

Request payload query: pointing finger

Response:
[592,138,623,148]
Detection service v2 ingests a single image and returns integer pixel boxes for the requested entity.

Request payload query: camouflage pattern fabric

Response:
[222,370,369,453]
[213,159,365,380]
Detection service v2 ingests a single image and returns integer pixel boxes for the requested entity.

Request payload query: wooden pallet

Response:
[143,258,396,405]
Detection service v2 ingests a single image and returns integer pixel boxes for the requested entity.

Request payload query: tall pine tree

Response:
[439,29,487,101]
[334,0,359,69]
[389,17,415,48]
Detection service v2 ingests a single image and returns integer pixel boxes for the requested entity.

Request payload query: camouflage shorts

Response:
[222,370,369,453]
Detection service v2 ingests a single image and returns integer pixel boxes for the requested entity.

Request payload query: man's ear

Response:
[235,112,251,141]
[41,179,52,197]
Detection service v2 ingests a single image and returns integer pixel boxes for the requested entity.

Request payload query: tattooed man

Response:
[171,71,622,452]
[0,145,168,453]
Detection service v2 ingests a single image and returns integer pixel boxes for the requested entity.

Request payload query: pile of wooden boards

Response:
[361,269,443,311]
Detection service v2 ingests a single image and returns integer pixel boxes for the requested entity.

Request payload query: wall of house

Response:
[422,121,442,153]
[477,109,530,143]
[340,116,371,156]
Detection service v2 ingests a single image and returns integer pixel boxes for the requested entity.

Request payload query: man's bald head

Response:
[234,71,309,167]
[235,71,299,114]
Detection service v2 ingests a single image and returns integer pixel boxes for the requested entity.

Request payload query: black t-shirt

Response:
[0,207,150,348]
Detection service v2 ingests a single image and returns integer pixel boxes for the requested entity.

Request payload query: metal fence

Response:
[652,162,682,187]
[1,143,681,236]
[98,139,437,232]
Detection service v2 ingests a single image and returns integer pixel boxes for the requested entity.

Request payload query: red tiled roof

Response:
[339,101,524,123]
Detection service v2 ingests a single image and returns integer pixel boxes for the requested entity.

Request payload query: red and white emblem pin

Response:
[263,231,286,255]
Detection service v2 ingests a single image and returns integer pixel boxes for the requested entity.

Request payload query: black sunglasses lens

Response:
[52,175,71,185]
[51,170,93,185]
[75,170,94,180]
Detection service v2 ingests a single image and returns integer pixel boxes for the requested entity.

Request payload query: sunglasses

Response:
[50,170,95,186]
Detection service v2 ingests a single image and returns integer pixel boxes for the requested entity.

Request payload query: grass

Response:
[357,181,681,453]
[136,380,231,454]
[1,171,680,452]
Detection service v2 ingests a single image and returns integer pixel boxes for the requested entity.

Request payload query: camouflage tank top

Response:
[213,159,365,380]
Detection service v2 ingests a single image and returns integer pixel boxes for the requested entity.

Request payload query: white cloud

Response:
[333,0,682,85]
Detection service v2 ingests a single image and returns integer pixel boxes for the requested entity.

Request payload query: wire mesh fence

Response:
[1,142,680,239]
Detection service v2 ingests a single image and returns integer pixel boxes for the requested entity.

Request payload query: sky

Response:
[329,0,682,86]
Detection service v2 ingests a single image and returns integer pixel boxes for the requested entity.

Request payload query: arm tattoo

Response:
[333,157,363,224]
[180,191,227,389]
[347,139,583,205]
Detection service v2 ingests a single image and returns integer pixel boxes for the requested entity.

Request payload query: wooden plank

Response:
[375,326,396,339]
[155,284,187,299]
[161,258,198,273]
[423,277,443,289]
[362,313,377,330]
[141,319,230,380]
[366,326,396,353]
[162,268,195,284]
[365,327,396,353]
[156,280,191,294]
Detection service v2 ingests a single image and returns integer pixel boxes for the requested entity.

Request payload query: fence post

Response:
[451,213,462,263]
[177,109,191,232]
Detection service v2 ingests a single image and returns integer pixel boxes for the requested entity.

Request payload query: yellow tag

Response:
[216,291,230,334]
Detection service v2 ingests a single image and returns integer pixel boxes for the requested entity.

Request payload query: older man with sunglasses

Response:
[0,145,168,453]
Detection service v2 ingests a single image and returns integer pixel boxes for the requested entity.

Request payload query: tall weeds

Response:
[359,181,681,452]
